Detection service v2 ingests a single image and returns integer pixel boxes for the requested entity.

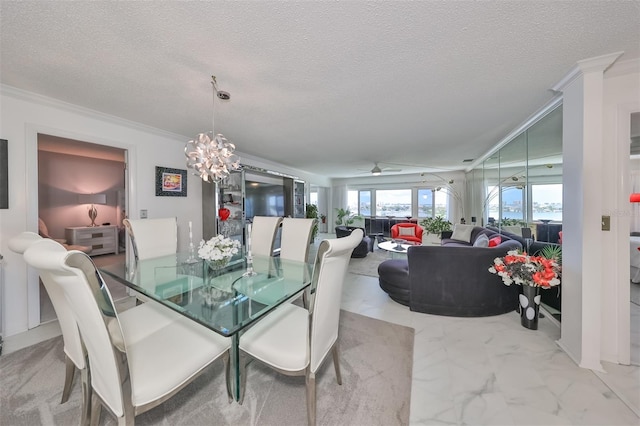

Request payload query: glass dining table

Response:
[99,252,312,401]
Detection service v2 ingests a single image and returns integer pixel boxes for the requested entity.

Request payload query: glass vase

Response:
[203,258,231,284]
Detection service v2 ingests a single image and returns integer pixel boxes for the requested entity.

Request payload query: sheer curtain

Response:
[331,185,348,232]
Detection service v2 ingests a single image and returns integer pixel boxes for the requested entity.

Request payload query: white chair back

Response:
[24,240,127,417]
[280,217,315,263]
[123,217,177,260]
[250,216,283,257]
[8,234,86,371]
[308,228,362,372]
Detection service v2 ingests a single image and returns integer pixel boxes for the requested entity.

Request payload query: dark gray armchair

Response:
[335,226,373,258]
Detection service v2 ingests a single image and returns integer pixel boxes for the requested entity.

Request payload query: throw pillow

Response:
[398,227,416,237]
[451,224,474,243]
[488,236,502,247]
[473,233,489,247]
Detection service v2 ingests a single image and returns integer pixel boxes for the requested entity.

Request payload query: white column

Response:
[551,52,622,371]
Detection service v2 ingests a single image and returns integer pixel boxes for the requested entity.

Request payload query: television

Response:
[245,180,285,220]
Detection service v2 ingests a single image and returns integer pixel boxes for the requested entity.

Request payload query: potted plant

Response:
[419,216,452,244]
[335,208,362,227]
[496,218,527,235]
[305,203,319,241]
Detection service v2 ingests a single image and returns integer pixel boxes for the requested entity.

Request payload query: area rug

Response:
[347,250,391,277]
[0,310,414,425]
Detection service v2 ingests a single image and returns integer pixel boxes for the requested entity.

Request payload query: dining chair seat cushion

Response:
[239,303,309,372]
[124,315,230,407]
[108,303,182,350]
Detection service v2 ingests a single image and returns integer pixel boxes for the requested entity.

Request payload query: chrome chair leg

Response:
[223,352,232,403]
[80,366,91,426]
[89,393,101,426]
[61,355,76,403]
[238,352,248,405]
[331,343,342,385]
[305,370,316,426]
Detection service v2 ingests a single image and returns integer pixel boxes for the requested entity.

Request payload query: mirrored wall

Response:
[468,105,563,242]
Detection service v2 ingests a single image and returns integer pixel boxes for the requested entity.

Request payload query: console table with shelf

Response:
[65,225,119,256]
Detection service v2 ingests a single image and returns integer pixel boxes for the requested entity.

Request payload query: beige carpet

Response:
[0,310,413,425]
[348,250,392,277]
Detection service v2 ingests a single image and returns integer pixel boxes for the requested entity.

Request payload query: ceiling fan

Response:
[358,162,403,176]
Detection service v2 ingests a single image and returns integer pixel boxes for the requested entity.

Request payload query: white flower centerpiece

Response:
[198,234,241,305]
[198,234,241,269]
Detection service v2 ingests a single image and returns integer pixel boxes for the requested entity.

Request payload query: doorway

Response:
[37,134,127,323]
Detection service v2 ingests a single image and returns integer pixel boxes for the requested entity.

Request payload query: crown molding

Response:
[551,51,624,93]
[0,84,188,142]
[605,57,640,79]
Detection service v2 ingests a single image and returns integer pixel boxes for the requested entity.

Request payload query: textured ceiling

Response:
[1,1,639,178]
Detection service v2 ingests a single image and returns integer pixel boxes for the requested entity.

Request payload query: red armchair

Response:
[390,223,423,244]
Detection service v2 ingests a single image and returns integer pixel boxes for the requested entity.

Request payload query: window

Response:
[531,184,562,221]
[501,186,525,223]
[309,191,318,206]
[376,189,411,217]
[434,189,448,217]
[417,189,434,218]
[485,186,500,222]
[347,190,359,214]
[359,190,371,216]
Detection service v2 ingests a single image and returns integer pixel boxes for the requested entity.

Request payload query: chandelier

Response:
[185,76,240,182]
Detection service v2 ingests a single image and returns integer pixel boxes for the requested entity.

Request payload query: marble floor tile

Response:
[341,273,639,425]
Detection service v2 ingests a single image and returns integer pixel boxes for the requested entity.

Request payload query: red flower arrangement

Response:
[489,250,560,288]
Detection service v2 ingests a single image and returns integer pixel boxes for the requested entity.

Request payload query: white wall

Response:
[0,85,329,337]
[600,64,640,364]
[0,86,202,335]
[554,56,639,369]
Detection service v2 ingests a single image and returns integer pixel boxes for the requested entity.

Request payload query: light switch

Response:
[140,209,148,219]
[602,215,610,231]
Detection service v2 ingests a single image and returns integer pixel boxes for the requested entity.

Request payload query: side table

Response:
[65,225,119,256]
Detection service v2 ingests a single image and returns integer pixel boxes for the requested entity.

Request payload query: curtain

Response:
[331,185,348,232]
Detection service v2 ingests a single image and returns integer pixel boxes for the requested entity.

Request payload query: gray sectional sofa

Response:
[378,226,522,316]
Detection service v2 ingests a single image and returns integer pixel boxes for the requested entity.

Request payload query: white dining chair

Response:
[279,217,316,263]
[249,216,283,257]
[23,239,232,426]
[8,232,87,408]
[238,228,363,426]
[9,234,191,423]
[278,217,316,306]
[123,217,177,260]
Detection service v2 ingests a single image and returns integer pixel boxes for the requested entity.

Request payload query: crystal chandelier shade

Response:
[185,76,240,182]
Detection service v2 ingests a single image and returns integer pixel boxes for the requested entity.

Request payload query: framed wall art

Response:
[155,166,187,197]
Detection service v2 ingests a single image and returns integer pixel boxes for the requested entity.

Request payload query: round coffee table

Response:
[378,240,414,258]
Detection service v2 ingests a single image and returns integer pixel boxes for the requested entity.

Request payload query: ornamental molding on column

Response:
[551,51,624,93]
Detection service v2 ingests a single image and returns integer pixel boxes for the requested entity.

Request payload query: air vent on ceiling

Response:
[462,159,474,163]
